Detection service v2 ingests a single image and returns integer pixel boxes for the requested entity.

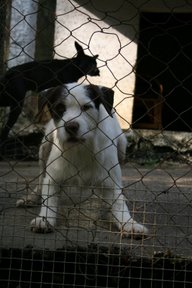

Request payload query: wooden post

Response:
[35,0,57,60]
[0,0,11,73]
[0,0,11,130]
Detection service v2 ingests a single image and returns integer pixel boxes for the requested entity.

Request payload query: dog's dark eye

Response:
[55,103,66,112]
[52,103,66,120]
[81,104,93,112]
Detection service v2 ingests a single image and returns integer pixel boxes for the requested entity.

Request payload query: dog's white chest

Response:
[46,146,100,186]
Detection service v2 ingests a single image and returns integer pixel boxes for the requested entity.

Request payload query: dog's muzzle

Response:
[64,121,84,143]
[65,121,79,135]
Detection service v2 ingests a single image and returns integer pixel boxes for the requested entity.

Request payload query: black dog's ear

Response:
[75,41,85,56]
[93,54,99,59]
[87,85,114,117]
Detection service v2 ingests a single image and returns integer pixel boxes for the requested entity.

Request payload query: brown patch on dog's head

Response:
[38,85,68,121]
[38,83,114,123]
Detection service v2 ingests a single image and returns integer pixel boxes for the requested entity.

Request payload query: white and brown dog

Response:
[17,82,148,238]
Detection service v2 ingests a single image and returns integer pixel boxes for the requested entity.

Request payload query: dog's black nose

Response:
[89,68,100,76]
[65,121,79,135]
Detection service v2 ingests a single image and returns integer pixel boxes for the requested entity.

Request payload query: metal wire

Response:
[1,0,192,287]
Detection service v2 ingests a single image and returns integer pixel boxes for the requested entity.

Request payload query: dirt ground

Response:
[0,160,192,259]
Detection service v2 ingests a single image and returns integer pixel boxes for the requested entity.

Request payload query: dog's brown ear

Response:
[87,85,114,117]
[35,88,55,123]
[99,86,114,117]
[75,41,85,56]
[38,86,66,113]
[38,87,56,114]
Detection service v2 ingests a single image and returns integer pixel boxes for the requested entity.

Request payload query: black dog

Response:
[0,41,99,141]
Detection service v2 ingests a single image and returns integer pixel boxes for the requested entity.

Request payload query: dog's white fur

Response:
[17,83,147,237]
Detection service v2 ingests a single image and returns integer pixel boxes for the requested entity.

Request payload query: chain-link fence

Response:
[1,0,192,287]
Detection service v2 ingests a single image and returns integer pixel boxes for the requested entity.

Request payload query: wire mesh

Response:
[1,0,192,287]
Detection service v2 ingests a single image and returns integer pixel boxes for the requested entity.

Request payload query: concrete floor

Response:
[0,160,192,259]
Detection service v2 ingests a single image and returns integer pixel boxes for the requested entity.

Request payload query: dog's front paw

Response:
[122,219,148,240]
[16,194,40,207]
[30,217,54,233]
[16,198,35,207]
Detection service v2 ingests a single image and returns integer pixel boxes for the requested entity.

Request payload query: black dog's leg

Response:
[0,74,27,144]
[0,103,23,142]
